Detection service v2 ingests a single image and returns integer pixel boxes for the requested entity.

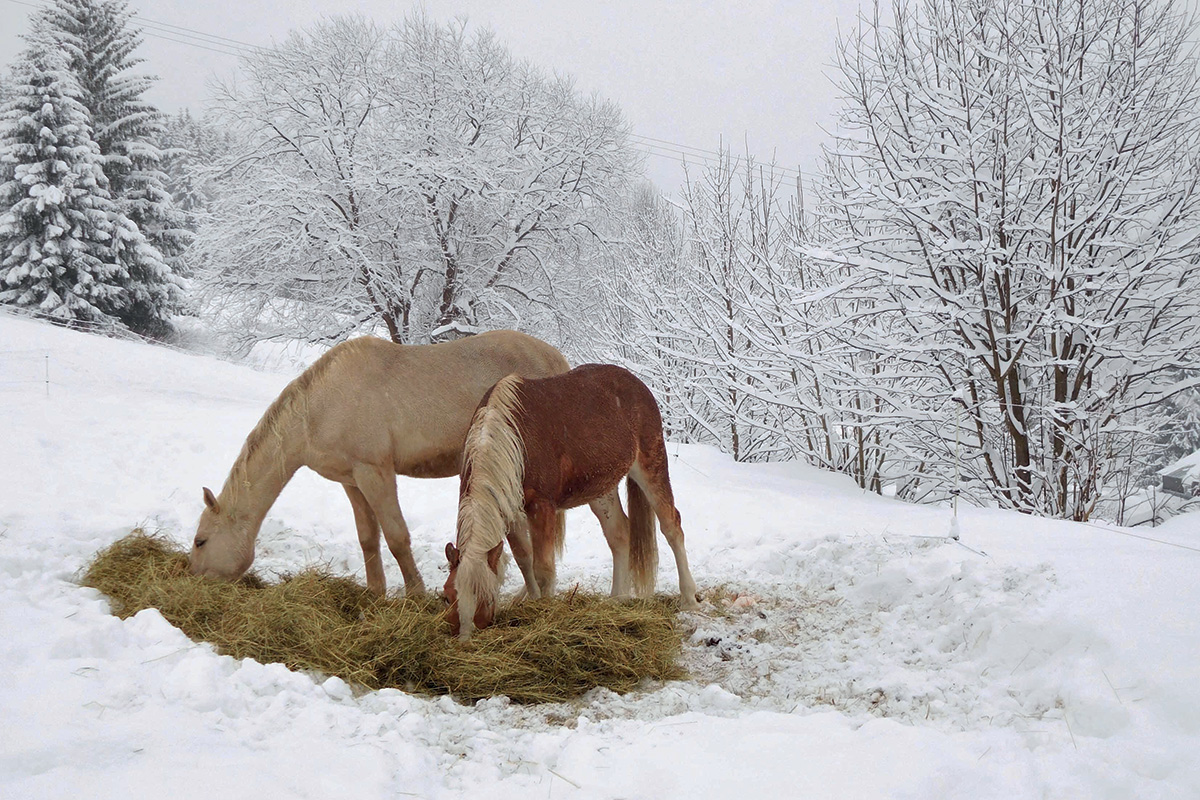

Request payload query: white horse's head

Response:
[189,487,256,581]
[443,541,506,640]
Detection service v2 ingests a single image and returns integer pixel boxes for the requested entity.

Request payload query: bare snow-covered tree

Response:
[584,181,693,439]
[590,150,876,470]
[815,0,1200,519]
[194,14,635,347]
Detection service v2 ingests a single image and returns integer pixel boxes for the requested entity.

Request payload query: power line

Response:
[2,0,264,58]
[130,29,253,58]
[1082,521,1200,554]
[2,0,822,187]
[632,132,822,170]
[632,132,723,157]
[133,30,247,59]
[116,10,272,55]
[631,138,818,187]
[627,131,827,190]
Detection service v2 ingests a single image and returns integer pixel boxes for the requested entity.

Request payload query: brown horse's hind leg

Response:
[344,484,386,595]
[630,451,700,610]
[589,487,632,598]
[351,464,426,597]
[506,516,541,599]
[527,501,559,598]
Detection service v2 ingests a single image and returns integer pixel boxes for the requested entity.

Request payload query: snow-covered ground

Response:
[2,312,1198,799]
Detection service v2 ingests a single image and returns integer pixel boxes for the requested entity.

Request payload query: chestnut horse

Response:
[444,364,700,639]
[189,331,568,597]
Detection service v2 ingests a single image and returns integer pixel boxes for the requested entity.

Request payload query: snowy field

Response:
[1,312,1199,799]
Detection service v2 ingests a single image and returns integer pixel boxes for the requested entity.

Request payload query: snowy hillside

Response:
[1,313,1198,799]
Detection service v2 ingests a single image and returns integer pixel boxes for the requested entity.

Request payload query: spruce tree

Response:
[37,0,185,334]
[158,109,229,233]
[0,37,129,324]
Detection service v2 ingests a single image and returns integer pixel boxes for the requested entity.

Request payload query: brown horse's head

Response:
[443,541,505,639]
[189,487,255,581]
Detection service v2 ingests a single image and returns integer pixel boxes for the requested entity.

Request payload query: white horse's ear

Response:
[486,543,504,574]
[445,542,459,568]
[203,487,220,514]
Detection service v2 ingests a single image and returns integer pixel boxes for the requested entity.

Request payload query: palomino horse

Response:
[444,363,701,639]
[189,331,569,596]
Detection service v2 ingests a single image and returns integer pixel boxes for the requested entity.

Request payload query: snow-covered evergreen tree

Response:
[156,109,230,233]
[35,0,185,334]
[0,37,128,324]
[1149,382,1200,474]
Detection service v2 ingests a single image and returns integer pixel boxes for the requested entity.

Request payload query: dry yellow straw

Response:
[82,531,684,704]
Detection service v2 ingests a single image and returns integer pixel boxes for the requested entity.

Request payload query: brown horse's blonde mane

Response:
[455,373,526,620]
[223,340,365,499]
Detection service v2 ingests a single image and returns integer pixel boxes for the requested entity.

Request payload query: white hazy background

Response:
[0,0,863,192]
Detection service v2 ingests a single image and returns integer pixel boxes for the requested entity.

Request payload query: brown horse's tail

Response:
[555,510,566,557]
[627,477,659,598]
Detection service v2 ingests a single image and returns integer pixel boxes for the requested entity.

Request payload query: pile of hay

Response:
[81,531,684,704]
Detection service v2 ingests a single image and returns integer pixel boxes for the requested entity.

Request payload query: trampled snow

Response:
[1,312,1198,799]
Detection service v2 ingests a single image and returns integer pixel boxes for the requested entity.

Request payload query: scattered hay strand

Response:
[81,531,684,703]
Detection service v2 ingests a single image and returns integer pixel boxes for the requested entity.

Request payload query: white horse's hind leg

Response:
[344,484,386,595]
[506,516,541,599]
[352,464,426,597]
[589,487,632,598]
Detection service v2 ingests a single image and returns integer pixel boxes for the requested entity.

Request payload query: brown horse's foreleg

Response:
[352,464,426,597]
[589,488,632,598]
[506,516,541,599]
[630,456,700,610]
[344,484,386,595]
[527,501,559,598]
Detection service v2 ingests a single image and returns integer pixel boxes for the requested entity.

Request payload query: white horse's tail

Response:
[455,375,526,638]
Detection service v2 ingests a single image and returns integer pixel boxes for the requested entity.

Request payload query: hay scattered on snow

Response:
[81,531,684,704]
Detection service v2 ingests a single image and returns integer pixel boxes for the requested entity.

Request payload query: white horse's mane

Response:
[223,339,363,503]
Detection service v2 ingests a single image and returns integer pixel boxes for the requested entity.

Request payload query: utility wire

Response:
[1082,521,1200,554]
[132,31,247,59]
[3,0,821,188]
[633,139,818,187]
[3,0,266,58]
[113,9,273,54]
[631,132,821,178]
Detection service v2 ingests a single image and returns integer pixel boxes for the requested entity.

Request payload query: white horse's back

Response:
[190,331,569,597]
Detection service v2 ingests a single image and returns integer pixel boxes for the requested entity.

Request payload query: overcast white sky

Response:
[0,0,866,192]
